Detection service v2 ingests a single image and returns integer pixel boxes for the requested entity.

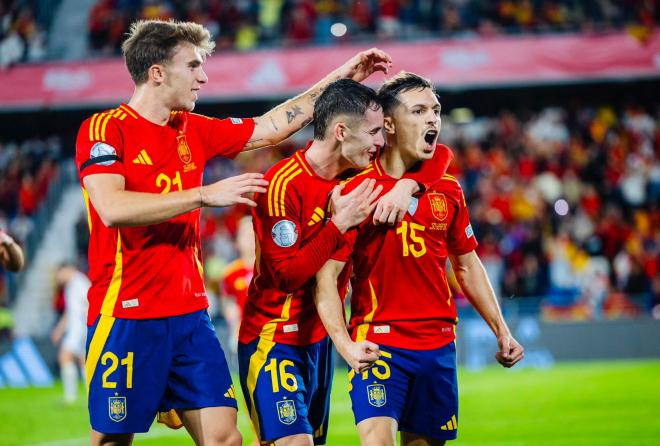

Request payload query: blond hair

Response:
[121,20,215,84]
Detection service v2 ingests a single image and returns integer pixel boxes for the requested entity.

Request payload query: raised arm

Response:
[450,250,524,368]
[243,48,392,150]
[315,259,379,373]
[84,172,267,227]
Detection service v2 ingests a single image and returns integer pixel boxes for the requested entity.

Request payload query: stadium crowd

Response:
[84,0,659,54]
[194,102,659,321]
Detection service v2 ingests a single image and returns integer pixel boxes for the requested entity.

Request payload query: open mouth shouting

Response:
[423,129,438,151]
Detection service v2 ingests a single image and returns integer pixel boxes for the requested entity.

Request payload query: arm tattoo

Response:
[270,116,279,131]
[286,105,303,124]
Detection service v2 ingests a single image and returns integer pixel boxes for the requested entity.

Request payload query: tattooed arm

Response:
[242,48,392,151]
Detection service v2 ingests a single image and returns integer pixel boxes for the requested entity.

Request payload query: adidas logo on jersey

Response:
[132,149,153,165]
[307,207,325,226]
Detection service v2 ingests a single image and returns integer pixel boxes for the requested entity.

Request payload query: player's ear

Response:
[383,116,396,134]
[334,122,347,142]
[149,64,166,84]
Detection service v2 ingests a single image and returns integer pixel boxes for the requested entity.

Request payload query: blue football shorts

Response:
[86,309,236,434]
[349,341,459,441]
[238,336,333,444]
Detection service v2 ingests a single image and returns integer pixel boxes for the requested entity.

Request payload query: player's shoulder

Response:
[433,172,465,199]
[78,105,135,142]
[340,161,382,193]
[263,150,311,184]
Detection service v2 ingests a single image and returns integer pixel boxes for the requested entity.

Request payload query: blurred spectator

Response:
[0,1,46,67]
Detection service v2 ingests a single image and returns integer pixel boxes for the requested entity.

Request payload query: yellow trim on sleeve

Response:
[278,168,302,217]
[270,161,298,217]
[268,158,296,217]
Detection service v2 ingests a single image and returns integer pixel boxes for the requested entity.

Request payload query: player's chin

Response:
[417,146,435,160]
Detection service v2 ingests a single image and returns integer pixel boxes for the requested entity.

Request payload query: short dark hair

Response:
[378,72,436,115]
[313,79,381,140]
[122,20,215,85]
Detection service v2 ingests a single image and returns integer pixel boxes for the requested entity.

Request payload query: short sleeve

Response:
[447,186,478,255]
[191,113,255,161]
[76,113,125,180]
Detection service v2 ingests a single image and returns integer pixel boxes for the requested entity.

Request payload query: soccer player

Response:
[314,72,525,446]
[238,79,384,446]
[0,230,24,272]
[51,262,90,404]
[76,19,392,446]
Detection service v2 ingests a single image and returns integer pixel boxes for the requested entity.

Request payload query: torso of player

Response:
[348,160,477,350]
[76,105,253,325]
[239,150,349,346]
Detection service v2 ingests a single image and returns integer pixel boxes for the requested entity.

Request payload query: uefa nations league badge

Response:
[272,220,298,248]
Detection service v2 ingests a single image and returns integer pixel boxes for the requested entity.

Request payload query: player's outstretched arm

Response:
[0,231,24,272]
[450,250,524,368]
[243,48,392,151]
[84,173,267,227]
[315,259,380,373]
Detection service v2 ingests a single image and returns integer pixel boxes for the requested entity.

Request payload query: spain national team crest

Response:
[108,395,127,422]
[177,133,197,172]
[367,384,387,407]
[276,399,297,425]
[428,193,448,221]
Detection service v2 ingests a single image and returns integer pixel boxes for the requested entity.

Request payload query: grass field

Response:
[1,360,658,446]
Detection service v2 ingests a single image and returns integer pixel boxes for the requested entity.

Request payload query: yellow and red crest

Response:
[177,134,192,165]
[428,192,448,221]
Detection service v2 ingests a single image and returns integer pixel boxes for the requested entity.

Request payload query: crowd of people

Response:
[0,136,61,246]
[87,0,658,54]
[0,0,47,67]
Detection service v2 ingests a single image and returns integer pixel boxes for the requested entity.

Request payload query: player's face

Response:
[389,88,441,161]
[162,43,208,111]
[340,106,385,169]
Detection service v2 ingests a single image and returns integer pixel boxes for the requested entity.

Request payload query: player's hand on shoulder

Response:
[336,48,392,82]
[200,172,268,208]
[374,178,419,226]
[495,333,524,368]
[344,340,380,374]
[330,179,383,232]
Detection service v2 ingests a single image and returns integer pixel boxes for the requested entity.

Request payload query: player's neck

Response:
[305,141,344,180]
[127,87,173,126]
[380,143,418,178]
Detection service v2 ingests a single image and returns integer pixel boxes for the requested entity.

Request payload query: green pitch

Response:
[1,360,658,445]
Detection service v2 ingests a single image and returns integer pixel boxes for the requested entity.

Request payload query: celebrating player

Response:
[314,72,524,446]
[238,79,384,446]
[76,18,392,446]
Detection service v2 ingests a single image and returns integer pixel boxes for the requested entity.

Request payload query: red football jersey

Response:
[75,104,254,325]
[222,258,253,318]
[346,154,478,350]
[239,149,353,346]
